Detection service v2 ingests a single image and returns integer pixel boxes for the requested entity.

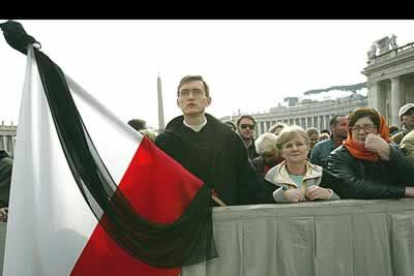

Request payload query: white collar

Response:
[183,117,208,132]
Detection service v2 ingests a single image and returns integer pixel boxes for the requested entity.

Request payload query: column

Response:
[9,136,14,156]
[368,82,380,110]
[390,77,402,126]
[258,121,263,135]
[2,136,6,151]
[255,121,260,137]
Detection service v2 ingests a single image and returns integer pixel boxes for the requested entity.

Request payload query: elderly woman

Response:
[252,133,284,176]
[326,108,414,199]
[263,126,339,203]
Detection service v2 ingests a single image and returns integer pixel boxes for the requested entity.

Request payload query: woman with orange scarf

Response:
[326,108,414,199]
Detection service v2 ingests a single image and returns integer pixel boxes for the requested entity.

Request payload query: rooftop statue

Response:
[389,34,398,49]
[376,36,390,54]
[367,43,377,60]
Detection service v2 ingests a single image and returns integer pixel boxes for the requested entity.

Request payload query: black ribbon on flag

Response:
[0,20,217,268]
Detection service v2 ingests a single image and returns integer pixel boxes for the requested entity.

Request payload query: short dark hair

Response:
[128,119,147,131]
[224,121,236,131]
[320,129,331,135]
[236,115,256,127]
[329,115,347,127]
[348,108,380,130]
[177,75,210,97]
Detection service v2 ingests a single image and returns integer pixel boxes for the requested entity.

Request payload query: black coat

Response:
[155,114,260,206]
[0,150,12,208]
[326,145,414,199]
[247,141,260,160]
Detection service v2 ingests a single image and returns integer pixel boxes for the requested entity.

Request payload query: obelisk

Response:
[157,72,165,130]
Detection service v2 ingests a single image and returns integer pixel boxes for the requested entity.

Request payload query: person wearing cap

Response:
[391,103,414,144]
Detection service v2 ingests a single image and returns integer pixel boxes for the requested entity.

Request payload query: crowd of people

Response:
[1,75,414,220]
[151,74,414,206]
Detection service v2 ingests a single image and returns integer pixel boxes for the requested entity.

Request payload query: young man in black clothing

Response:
[155,75,260,206]
[0,150,12,222]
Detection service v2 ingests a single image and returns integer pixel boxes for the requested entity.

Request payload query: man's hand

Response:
[305,185,331,200]
[284,189,305,203]
[365,133,390,161]
[0,207,8,222]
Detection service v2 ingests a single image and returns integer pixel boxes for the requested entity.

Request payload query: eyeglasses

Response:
[178,89,206,98]
[350,124,376,132]
[240,124,255,130]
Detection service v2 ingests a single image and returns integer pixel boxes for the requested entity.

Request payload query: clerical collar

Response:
[183,117,208,132]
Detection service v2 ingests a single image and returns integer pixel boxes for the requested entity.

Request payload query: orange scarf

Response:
[343,112,390,162]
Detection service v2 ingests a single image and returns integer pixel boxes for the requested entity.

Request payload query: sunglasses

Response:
[240,124,255,130]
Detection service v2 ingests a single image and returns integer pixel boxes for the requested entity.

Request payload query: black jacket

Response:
[326,145,414,199]
[247,141,259,160]
[155,114,260,206]
[0,150,12,208]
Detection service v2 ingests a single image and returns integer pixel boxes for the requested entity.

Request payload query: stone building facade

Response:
[223,35,414,137]
[363,37,414,126]
[222,95,367,138]
[0,123,17,157]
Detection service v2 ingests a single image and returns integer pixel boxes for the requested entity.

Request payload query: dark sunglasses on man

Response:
[240,124,255,130]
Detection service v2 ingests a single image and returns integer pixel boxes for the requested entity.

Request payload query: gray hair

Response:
[255,133,278,155]
[268,122,288,134]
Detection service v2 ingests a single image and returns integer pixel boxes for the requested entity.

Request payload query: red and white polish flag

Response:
[3,46,208,276]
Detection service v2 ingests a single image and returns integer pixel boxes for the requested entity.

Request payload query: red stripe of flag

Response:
[70,138,203,276]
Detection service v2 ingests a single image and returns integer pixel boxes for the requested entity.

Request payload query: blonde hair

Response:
[255,133,278,155]
[139,129,158,142]
[276,125,310,150]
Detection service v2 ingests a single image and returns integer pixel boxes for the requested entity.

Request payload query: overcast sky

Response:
[1,20,414,128]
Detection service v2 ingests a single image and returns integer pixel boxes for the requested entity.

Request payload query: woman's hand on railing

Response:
[284,189,305,203]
